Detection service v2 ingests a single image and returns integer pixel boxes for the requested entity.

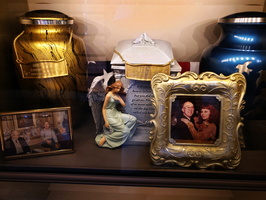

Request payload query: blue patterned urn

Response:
[200,12,266,120]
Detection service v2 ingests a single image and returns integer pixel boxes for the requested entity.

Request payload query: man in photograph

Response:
[40,121,60,150]
[171,101,195,140]
[5,130,31,156]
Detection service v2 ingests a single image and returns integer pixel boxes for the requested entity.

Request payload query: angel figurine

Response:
[95,81,137,148]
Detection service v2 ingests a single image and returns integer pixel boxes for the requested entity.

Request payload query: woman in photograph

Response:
[181,104,219,141]
[95,81,137,148]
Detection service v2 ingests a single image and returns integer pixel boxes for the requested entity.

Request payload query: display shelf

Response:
[0,109,266,191]
[1,0,266,193]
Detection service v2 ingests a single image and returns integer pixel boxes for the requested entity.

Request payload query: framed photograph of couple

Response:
[170,95,221,144]
[150,72,246,169]
[0,107,74,160]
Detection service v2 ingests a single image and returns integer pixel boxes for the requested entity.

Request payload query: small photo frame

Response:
[0,107,73,160]
[150,72,246,169]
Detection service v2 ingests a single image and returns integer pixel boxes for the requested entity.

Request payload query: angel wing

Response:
[88,69,114,134]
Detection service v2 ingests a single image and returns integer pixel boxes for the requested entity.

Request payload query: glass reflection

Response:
[221,56,261,63]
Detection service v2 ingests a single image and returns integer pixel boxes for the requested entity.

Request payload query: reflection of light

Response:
[33,19,69,25]
[234,35,254,42]
[221,56,261,63]
[27,27,68,34]
[234,17,262,23]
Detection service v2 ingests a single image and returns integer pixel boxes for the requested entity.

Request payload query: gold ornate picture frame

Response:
[150,72,246,169]
[0,107,73,160]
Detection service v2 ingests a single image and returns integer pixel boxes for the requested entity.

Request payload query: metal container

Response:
[111,33,181,82]
[200,12,266,120]
[13,10,88,126]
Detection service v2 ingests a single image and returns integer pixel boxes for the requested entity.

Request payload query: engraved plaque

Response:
[20,60,68,78]
[125,80,154,143]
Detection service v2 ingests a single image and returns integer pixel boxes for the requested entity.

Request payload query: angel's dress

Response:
[95,96,137,148]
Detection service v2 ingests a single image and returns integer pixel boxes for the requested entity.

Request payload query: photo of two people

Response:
[171,96,220,144]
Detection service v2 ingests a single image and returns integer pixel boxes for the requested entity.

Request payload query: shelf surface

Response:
[0,109,266,191]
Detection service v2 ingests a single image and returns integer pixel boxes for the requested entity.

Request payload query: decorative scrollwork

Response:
[226,114,235,130]
[187,150,204,158]
[191,83,208,92]
[150,72,246,169]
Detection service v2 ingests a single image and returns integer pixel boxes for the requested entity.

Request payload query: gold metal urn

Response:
[13,10,88,126]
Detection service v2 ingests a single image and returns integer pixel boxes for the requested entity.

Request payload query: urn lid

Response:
[20,10,74,25]
[219,11,266,24]
[111,33,175,65]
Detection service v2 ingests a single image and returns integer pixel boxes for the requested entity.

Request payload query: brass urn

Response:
[13,10,88,126]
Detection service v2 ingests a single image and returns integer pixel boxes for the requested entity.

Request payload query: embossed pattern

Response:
[150,72,246,169]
